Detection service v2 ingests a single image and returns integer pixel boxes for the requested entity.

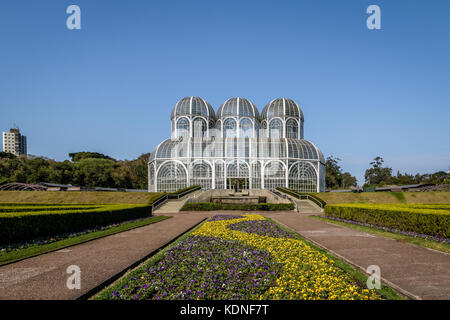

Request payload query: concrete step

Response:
[154,190,202,214]
[296,200,323,214]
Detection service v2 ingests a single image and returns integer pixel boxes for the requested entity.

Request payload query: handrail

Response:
[297,194,324,209]
[276,187,325,209]
[150,186,201,214]
[167,186,201,200]
[269,189,297,211]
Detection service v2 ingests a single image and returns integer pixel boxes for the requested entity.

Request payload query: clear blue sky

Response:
[1,0,449,185]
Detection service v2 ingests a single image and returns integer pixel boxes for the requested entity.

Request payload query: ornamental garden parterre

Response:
[107,214,381,300]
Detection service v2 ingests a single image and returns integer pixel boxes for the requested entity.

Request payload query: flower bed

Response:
[112,234,282,300]
[108,215,381,300]
[228,220,296,239]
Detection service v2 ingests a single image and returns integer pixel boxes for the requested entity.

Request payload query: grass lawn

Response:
[0,215,170,266]
[0,191,164,204]
[311,215,450,255]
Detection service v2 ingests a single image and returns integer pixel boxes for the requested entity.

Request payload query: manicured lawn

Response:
[312,215,450,254]
[0,191,164,204]
[0,215,170,266]
[94,214,403,300]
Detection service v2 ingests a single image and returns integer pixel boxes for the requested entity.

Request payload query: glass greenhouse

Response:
[148,97,325,192]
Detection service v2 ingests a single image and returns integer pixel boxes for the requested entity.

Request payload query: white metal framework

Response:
[149,97,325,192]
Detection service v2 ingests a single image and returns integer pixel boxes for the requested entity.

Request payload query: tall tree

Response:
[325,156,358,189]
[364,156,393,186]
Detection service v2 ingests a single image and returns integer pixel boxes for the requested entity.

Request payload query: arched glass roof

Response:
[149,138,189,161]
[171,97,215,120]
[261,98,304,120]
[286,138,324,163]
[150,137,324,164]
[217,98,259,119]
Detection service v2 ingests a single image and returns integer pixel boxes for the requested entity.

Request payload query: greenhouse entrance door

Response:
[227,178,249,191]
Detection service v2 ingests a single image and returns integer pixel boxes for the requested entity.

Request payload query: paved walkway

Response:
[264,211,450,300]
[0,213,206,300]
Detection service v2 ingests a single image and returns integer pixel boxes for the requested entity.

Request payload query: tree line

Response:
[0,152,148,189]
[326,155,449,189]
[1,151,448,190]
[364,156,449,187]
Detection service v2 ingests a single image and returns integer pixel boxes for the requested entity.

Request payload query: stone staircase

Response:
[153,190,202,214]
[296,199,323,215]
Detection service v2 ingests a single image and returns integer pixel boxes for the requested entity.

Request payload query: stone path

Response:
[264,211,450,300]
[0,213,206,300]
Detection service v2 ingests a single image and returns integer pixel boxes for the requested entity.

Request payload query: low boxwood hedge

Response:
[0,205,101,213]
[180,202,295,211]
[324,204,450,238]
[0,204,151,244]
[168,185,201,196]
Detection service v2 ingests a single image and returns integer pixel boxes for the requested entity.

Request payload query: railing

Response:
[150,186,202,213]
[276,187,325,209]
[296,194,324,209]
[269,189,297,211]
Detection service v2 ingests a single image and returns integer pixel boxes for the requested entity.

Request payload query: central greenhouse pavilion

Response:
[148,97,325,192]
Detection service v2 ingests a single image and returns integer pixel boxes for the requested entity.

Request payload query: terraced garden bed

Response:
[96,215,393,300]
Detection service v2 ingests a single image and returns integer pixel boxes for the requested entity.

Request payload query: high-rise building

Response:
[2,128,27,156]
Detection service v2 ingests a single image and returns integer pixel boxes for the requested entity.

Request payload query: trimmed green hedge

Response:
[180,202,295,211]
[168,185,201,195]
[0,204,151,244]
[0,205,100,213]
[324,204,450,238]
[276,187,327,207]
[147,193,166,205]
[0,203,88,207]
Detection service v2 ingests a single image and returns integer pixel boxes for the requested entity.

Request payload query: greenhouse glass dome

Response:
[148,97,325,192]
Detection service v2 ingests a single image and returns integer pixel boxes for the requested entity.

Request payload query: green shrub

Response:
[147,186,200,207]
[0,204,151,244]
[180,202,294,211]
[390,192,406,203]
[0,205,101,212]
[324,204,450,238]
[0,203,89,207]
[147,193,166,205]
[168,185,200,195]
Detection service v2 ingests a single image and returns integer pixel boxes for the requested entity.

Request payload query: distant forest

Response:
[326,155,449,189]
[0,151,148,189]
[0,152,448,190]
